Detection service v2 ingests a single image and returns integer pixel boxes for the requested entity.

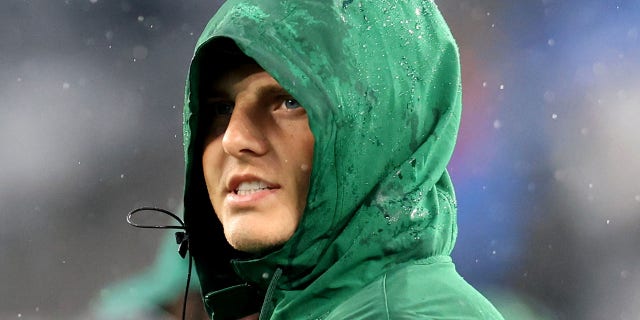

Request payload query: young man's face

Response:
[201,62,314,254]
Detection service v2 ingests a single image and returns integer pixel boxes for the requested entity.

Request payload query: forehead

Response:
[210,63,264,94]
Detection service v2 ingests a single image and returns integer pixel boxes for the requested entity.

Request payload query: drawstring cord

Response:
[127,207,192,320]
[258,267,283,320]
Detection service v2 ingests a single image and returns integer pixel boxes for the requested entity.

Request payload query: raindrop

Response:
[499,84,504,90]
[482,81,487,87]
[89,0,97,3]
[120,2,131,12]
[133,45,148,60]
[120,174,125,179]
[18,314,22,318]
[17,77,22,82]
[580,127,589,135]
[547,38,555,46]
[553,170,566,181]
[588,183,593,189]
[261,272,270,279]
[634,195,640,202]
[491,250,496,255]
[105,30,114,41]
[551,113,558,120]
[137,15,145,22]
[62,82,70,89]
[592,62,607,76]
[35,307,39,312]
[606,219,610,225]
[493,119,502,129]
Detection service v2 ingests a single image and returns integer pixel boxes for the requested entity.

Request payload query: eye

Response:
[213,102,234,116]
[203,101,233,137]
[283,99,301,110]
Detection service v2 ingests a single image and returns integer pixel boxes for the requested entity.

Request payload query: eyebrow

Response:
[205,83,292,103]
[256,84,290,98]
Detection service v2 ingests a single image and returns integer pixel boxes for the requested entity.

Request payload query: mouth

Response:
[234,180,277,196]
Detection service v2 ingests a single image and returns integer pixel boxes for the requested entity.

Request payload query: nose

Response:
[221,101,269,158]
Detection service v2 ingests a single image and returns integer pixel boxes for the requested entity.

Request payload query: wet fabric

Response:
[181,0,503,319]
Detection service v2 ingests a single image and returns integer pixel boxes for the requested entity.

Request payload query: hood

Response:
[182,0,461,318]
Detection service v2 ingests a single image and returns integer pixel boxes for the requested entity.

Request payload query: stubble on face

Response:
[200,62,314,255]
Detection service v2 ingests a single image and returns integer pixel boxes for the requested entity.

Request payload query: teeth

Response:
[236,181,270,195]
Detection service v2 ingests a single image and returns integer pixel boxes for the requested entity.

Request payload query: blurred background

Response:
[1,0,638,319]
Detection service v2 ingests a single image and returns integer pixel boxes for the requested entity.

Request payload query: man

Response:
[181,0,504,319]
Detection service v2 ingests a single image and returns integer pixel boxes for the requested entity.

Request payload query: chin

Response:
[224,227,293,254]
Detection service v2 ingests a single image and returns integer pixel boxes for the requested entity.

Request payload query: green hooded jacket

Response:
[182,0,504,319]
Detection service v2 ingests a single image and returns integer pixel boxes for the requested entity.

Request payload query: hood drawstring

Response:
[127,207,193,320]
[258,267,283,320]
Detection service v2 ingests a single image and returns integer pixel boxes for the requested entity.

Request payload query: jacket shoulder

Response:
[325,258,504,319]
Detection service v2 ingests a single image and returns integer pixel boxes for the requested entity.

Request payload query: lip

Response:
[225,187,278,207]
[224,174,280,207]
[226,174,279,193]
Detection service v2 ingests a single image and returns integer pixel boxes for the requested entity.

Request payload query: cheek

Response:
[202,142,222,189]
